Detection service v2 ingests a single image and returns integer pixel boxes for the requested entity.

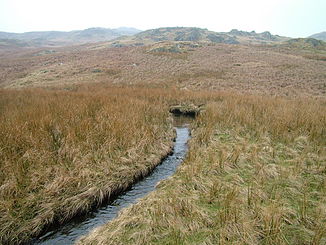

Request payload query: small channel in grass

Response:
[34,115,193,245]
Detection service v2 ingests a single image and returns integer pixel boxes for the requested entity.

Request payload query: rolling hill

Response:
[0,27,291,49]
[286,38,326,49]
[0,27,141,47]
[109,27,289,47]
[309,31,326,41]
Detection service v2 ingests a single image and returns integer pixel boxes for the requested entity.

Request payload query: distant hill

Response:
[0,39,31,48]
[135,27,239,43]
[0,27,291,49]
[109,27,289,47]
[226,29,289,43]
[273,38,326,61]
[285,38,326,50]
[309,31,326,41]
[0,27,141,47]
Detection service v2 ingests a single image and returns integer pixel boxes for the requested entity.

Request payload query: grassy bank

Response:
[0,87,184,244]
[78,94,326,244]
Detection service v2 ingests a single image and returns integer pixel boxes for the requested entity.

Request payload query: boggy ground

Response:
[78,94,326,245]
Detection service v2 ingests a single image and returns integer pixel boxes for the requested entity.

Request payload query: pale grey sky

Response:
[0,0,325,37]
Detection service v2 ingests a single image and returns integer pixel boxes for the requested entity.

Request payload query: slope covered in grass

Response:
[1,43,325,97]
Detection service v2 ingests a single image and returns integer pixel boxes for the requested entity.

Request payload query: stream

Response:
[34,115,192,245]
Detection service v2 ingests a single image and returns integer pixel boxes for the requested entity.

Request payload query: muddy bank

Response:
[169,104,204,117]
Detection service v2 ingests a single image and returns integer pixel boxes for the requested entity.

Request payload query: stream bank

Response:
[34,115,193,245]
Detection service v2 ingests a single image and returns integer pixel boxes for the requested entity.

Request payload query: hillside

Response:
[271,38,326,62]
[286,38,326,49]
[226,29,289,43]
[0,27,141,47]
[0,39,325,97]
[0,27,290,49]
[109,27,289,47]
[309,31,326,41]
[0,39,32,48]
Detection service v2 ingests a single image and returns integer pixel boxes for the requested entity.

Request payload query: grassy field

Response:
[78,94,326,245]
[0,86,199,244]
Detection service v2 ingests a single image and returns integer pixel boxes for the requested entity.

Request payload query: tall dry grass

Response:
[0,86,196,244]
[78,93,326,245]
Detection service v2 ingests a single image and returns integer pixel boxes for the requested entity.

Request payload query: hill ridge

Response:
[309,31,326,41]
[0,27,142,47]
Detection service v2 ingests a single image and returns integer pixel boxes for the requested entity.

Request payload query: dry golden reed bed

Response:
[0,86,204,244]
[79,94,326,245]
[0,84,325,244]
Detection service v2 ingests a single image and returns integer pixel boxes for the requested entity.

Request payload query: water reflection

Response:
[172,114,194,127]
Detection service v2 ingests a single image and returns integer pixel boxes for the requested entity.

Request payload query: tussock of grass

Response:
[78,94,326,245]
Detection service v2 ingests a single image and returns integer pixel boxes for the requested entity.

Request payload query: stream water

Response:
[34,116,192,245]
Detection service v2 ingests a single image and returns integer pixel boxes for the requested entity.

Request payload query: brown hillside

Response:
[0,42,325,97]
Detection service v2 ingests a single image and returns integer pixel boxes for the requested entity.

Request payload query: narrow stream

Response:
[34,116,192,245]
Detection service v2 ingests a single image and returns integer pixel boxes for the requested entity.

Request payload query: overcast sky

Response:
[0,0,325,37]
